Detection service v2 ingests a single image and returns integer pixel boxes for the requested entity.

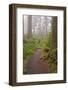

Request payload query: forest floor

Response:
[26,48,50,74]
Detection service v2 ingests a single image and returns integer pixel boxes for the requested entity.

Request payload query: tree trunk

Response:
[51,17,57,49]
[27,15,32,38]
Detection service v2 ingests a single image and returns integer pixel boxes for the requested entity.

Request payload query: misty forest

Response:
[23,15,57,74]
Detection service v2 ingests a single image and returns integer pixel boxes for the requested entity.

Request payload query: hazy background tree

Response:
[23,15,32,38]
[23,15,52,39]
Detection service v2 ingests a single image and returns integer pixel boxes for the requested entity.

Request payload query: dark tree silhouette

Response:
[51,17,57,49]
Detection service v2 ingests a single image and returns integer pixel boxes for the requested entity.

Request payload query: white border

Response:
[16,8,64,82]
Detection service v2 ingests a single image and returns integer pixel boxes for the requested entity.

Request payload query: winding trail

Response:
[27,48,50,74]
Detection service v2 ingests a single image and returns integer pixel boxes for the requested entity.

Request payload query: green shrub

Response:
[48,48,57,73]
[42,47,57,73]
